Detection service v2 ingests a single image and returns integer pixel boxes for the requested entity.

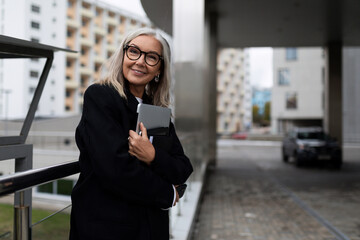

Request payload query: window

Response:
[67,30,72,37]
[286,48,297,60]
[30,71,38,78]
[278,68,290,85]
[31,5,40,13]
[31,38,39,43]
[66,90,71,97]
[31,21,40,29]
[29,87,36,94]
[286,92,297,109]
[66,60,72,67]
[108,26,112,34]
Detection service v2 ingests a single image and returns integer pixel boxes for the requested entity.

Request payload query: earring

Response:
[154,74,160,83]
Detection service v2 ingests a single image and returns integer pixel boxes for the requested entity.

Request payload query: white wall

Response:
[271,48,325,133]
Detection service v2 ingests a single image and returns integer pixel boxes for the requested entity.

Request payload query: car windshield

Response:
[297,131,326,140]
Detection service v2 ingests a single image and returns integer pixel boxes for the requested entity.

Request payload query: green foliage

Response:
[264,101,271,121]
[252,102,271,126]
[0,203,70,240]
[252,105,261,123]
[0,204,12,239]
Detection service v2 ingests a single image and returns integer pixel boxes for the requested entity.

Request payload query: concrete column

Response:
[326,42,342,144]
[204,8,218,166]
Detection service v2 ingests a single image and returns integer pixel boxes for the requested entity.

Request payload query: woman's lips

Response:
[131,69,146,76]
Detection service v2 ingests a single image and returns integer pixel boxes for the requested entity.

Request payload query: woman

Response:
[70,28,193,240]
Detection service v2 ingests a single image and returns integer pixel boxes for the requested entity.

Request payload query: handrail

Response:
[0,161,80,197]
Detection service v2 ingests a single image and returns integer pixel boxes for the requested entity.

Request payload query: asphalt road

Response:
[191,140,360,240]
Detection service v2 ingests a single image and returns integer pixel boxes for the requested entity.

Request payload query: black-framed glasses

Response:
[124,45,163,66]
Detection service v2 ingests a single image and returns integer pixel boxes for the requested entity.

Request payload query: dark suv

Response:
[282,127,342,168]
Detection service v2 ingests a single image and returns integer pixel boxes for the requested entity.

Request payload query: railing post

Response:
[14,191,30,240]
[14,145,33,240]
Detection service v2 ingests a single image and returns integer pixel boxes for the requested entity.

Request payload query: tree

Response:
[252,105,261,124]
[262,101,271,126]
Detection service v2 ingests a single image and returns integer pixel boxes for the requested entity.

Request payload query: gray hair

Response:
[98,27,171,107]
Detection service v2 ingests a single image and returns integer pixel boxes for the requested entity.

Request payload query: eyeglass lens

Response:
[126,46,160,66]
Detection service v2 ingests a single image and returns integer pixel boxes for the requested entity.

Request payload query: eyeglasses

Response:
[124,45,163,66]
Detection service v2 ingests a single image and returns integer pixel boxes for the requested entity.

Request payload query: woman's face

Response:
[123,35,162,92]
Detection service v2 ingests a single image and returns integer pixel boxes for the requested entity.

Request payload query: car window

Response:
[297,132,326,140]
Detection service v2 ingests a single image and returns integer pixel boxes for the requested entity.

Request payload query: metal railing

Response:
[0,132,201,240]
[0,161,80,240]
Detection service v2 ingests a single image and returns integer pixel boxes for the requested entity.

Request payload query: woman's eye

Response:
[147,54,158,60]
[129,48,139,54]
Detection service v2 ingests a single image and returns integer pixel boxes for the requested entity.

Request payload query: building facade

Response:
[0,0,152,120]
[271,47,326,134]
[217,48,252,134]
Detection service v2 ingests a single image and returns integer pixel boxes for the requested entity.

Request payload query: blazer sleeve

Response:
[79,85,174,209]
[151,123,193,185]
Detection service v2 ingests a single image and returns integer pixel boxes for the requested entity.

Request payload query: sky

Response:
[249,48,273,88]
[101,0,146,16]
[102,0,273,89]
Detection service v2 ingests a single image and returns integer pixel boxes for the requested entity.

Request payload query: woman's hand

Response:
[128,122,155,165]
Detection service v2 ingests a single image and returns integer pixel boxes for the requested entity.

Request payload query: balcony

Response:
[80,38,93,47]
[94,55,105,64]
[106,17,118,26]
[106,44,117,53]
[80,66,93,76]
[66,51,79,59]
[65,80,79,89]
[217,85,225,93]
[217,105,225,113]
[81,8,93,19]
[94,26,106,36]
[66,19,80,29]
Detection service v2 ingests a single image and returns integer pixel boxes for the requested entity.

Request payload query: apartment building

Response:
[217,48,252,134]
[271,48,326,133]
[0,0,152,120]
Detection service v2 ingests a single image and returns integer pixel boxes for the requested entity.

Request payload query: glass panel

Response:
[32,206,71,240]
[0,203,13,239]
[38,182,54,194]
[286,92,297,109]
[57,180,73,196]
[286,47,297,60]
[278,68,290,85]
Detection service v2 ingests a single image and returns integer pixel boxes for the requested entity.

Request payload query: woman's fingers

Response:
[139,122,148,138]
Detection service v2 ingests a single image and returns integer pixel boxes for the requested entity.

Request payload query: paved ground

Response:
[191,140,360,240]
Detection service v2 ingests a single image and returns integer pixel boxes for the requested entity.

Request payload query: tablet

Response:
[136,103,171,136]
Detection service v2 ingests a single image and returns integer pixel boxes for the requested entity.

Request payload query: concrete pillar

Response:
[326,42,342,144]
[204,8,218,166]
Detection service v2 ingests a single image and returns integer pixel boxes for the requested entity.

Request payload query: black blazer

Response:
[69,84,193,240]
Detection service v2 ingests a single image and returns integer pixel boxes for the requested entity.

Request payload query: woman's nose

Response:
[135,54,146,65]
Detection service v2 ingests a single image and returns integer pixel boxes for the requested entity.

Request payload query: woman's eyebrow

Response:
[128,43,161,55]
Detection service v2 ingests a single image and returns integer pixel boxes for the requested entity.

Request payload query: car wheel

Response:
[294,153,302,167]
[282,148,289,163]
[332,159,343,169]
